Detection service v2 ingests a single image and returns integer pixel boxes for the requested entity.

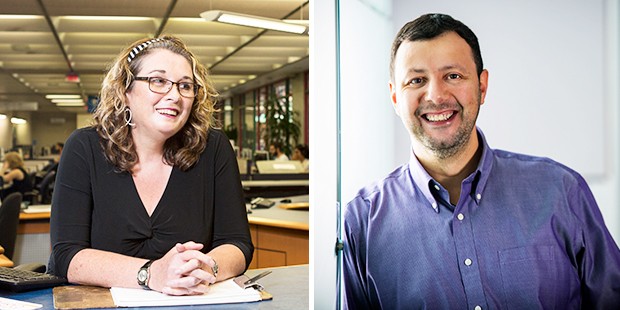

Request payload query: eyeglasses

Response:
[133,76,200,98]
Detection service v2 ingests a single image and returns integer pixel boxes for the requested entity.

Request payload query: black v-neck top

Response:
[48,127,253,277]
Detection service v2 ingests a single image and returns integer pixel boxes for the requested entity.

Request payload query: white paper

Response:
[0,297,42,310]
[22,205,51,213]
[110,278,261,307]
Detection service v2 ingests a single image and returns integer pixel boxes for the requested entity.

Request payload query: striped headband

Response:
[127,38,164,63]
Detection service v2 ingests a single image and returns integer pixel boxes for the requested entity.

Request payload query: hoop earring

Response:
[124,108,135,127]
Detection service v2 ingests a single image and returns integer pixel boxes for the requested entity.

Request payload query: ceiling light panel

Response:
[57,16,157,33]
[0,0,309,113]
[0,15,47,31]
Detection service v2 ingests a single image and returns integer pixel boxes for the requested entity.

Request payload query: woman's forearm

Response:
[206,244,247,282]
[67,248,147,289]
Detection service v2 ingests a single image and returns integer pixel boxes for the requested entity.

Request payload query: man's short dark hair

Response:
[271,141,283,151]
[390,13,484,81]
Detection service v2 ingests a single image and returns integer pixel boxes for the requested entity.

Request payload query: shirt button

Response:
[476,193,482,200]
[464,258,472,266]
[432,202,437,209]
[474,306,482,310]
[457,213,464,221]
[434,184,440,191]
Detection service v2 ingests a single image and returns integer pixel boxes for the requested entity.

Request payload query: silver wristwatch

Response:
[137,260,154,290]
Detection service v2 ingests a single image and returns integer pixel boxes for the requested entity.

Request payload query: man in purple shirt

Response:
[343,13,620,309]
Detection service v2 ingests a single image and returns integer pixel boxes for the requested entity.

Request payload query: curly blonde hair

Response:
[92,35,218,173]
[3,152,24,169]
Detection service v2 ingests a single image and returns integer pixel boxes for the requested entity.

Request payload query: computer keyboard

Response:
[0,267,66,292]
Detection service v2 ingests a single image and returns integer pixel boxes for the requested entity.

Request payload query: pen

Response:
[244,270,272,285]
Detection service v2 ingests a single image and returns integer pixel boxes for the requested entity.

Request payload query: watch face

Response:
[138,269,148,283]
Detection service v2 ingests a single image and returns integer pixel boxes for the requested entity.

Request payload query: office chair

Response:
[0,192,22,260]
[24,170,56,205]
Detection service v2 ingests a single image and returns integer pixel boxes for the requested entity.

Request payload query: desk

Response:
[0,264,308,309]
[18,211,51,235]
[247,196,309,268]
[23,159,53,173]
[14,211,52,266]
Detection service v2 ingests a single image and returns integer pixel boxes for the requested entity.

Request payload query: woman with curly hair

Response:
[1,151,33,199]
[48,36,253,296]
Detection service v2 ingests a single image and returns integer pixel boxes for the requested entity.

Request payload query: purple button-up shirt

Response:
[343,129,620,309]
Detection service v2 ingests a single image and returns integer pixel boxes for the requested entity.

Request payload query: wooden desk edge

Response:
[19,212,51,220]
[248,216,309,231]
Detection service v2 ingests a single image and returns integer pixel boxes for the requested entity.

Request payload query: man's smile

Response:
[422,111,456,122]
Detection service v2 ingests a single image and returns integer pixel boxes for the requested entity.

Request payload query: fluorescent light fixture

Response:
[0,114,6,120]
[55,102,85,107]
[62,16,152,22]
[51,99,84,103]
[0,15,41,20]
[200,10,307,34]
[54,99,85,107]
[46,94,82,99]
[10,117,27,124]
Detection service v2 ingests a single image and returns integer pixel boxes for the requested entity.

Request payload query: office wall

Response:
[31,112,77,152]
[312,0,398,307]
[0,115,12,150]
[77,113,94,129]
[291,73,306,145]
[340,1,396,203]
[311,1,339,308]
[12,112,32,148]
[0,111,75,156]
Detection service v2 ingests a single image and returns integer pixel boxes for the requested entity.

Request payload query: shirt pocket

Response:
[498,245,557,310]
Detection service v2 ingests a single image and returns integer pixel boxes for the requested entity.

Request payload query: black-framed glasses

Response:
[134,76,199,98]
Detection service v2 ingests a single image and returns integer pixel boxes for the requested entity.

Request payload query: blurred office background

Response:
[0,0,309,164]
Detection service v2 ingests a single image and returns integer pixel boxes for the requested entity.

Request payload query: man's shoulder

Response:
[349,163,411,205]
[492,149,584,182]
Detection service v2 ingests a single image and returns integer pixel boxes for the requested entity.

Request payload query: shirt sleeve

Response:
[343,196,375,309]
[210,130,254,269]
[48,129,95,277]
[569,174,620,307]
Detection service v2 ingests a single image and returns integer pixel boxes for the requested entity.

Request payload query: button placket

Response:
[452,196,487,310]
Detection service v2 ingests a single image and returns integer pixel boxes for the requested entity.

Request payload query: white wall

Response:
[311,1,339,308]
[339,0,397,203]
[313,0,397,307]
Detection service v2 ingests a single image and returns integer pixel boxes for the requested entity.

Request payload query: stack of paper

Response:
[22,205,51,213]
[110,278,262,307]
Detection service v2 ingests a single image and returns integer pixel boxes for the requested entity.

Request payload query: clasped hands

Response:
[149,241,217,295]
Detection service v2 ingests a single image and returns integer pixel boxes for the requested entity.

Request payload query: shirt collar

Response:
[407,127,495,211]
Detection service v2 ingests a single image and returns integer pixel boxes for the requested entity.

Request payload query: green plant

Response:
[224,123,238,141]
[264,94,301,156]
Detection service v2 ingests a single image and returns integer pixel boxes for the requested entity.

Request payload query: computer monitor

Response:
[255,160,305,174]
[254,151,269,161]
